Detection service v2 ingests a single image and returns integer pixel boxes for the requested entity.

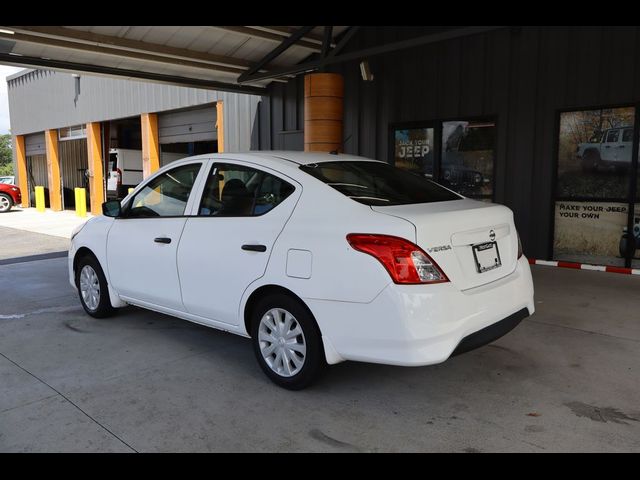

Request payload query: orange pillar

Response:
[45,129,62,211]
[86,122,104,215]
[216,101,225,153]
[141,113,160,178]
[14,135,29,207]
[304,73,344,152]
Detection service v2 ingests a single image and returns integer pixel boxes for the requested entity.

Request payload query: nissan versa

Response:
[69,152,535,389]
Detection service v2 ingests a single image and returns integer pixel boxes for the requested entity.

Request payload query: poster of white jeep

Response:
[555,106,639,267]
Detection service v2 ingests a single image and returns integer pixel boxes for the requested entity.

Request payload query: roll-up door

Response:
[158,106,217,144]
[25,133,46,156]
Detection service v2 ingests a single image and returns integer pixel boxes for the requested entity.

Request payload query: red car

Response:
[0,183,21,212]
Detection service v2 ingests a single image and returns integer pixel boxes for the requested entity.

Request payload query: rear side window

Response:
[300,161,461,206]
[198,163,295,216]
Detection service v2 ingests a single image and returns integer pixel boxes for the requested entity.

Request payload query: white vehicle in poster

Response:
[69,151,535,389]
[577,127,633,172]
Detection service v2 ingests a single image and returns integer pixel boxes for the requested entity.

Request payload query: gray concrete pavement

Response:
[0,257,639,452]
[0,225,69,261]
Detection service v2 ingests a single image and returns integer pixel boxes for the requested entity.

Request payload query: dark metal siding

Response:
[256,26,640,260]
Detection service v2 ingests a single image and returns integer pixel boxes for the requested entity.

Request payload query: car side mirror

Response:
[102,200,122,218]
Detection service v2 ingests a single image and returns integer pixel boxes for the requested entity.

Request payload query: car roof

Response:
[178,151,380,166]
[251,151,381,166]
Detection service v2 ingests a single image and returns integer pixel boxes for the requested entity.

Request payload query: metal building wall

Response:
[7,70,260,152]
[256,26,640,261]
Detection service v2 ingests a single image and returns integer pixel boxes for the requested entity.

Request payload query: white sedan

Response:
[69,151,534,389]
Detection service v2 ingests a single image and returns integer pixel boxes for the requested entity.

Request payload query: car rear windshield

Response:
[299,161,462,206]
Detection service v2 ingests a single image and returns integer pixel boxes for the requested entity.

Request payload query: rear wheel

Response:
[75,254,115,318]
[250,294,326,390]
[0,193,12,213]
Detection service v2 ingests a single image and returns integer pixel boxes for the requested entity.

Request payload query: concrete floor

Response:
[0,207,91,239]
[1,254,639,452]
[0,226,69,261]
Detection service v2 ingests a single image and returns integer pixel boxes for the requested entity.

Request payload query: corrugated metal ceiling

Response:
[0,26,350,94]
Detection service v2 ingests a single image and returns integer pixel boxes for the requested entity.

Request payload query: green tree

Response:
[0,134,13,176]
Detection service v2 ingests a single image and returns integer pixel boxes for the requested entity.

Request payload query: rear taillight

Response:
[346,234,449,284]
[116,168,122,186]
[517,232,523,259]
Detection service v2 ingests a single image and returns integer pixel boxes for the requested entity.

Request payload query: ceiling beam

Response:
[259,26,331,45]
[237,26,315,83]
[5,26,255,70]
[321,26,333,57]
[211,26,322,51]
[237,26,506,84]
[0,31,249,76]
[0,53,267,95]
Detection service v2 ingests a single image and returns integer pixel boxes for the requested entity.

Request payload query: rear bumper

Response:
[308,256,535,366]
[451,307,529,356]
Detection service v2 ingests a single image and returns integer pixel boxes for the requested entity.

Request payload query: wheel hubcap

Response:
[258,308,306,377]
[79,265,100,311]
[0,196,9,211]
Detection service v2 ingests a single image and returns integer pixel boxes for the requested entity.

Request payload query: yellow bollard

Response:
[35,186,45,212]
[74,188,87,217]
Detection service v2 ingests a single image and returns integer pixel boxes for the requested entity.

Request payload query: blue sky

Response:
[1,65,22,135]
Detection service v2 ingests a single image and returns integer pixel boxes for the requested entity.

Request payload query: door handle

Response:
[242,244,267,252]
[154,237,172,244]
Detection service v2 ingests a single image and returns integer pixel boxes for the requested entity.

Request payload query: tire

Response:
[250,293,326,390]
[0,193,13,213]
[581,150,600,173]
[75,254,115,318]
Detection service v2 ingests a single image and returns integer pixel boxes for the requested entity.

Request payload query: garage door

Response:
[25,133,45,156]
[158,105,218,144]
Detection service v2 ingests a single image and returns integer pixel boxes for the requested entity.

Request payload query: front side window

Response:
[126,163,202,217]
[198,163,295,216]
[300,161,461,206]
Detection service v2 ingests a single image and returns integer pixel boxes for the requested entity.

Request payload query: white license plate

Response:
[472,242,502,273]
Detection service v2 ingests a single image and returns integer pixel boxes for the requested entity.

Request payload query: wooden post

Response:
[141,113,160,178]
[45,129,62,211]
[304,73,344,152]
[216,101,225,153]
[14,135,29,207]
[86,122,104,215]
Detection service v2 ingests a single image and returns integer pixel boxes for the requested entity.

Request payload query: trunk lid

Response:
[372,199,518,291]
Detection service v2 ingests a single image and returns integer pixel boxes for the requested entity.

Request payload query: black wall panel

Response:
[255,26,640,261]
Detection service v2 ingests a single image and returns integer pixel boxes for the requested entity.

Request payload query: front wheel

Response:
[75,255,115,318]
[250,294,326,390]
[0,193,12,213]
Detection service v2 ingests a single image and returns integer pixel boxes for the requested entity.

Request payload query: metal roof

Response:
[0,26,350,94]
